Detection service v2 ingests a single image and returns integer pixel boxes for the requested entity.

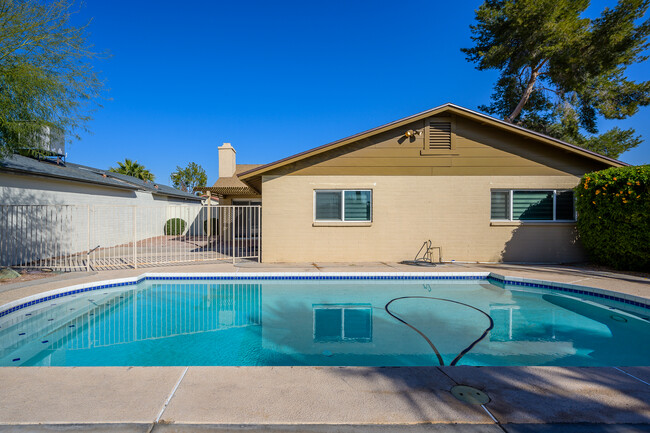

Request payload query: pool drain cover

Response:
[451,385,490,405]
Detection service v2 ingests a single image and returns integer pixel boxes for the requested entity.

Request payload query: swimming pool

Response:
[1,273,649,367]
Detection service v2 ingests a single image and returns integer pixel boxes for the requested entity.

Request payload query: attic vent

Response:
[428,121,452,150]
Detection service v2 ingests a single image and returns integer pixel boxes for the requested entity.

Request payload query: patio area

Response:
[0,262,649,432]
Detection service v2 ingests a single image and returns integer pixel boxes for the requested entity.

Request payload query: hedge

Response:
[164,218,187,236]
[575,165,650,271]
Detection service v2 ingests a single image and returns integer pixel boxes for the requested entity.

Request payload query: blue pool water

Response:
[1,278,649,367]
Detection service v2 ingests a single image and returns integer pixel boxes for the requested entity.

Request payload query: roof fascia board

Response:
[239,103,626,180]
[151,191,203,201]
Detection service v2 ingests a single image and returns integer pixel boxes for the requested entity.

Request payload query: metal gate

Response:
[0,204,261,271]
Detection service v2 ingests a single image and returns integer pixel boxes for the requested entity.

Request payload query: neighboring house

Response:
[213,103,625,264]
[0,154,204,268]
[199,194,220,206]
[0,154,202,205]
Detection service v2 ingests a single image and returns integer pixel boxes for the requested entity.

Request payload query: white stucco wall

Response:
[0,172,198,206]
[0,172,205,267]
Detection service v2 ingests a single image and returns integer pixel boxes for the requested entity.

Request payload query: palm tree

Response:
[109,158,155,182]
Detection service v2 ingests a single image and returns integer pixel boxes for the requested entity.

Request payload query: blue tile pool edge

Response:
[1,271,648,318]
[486,273,650,311]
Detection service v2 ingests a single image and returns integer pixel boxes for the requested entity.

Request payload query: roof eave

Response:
[195,185,259,196]
[151,191,203,201]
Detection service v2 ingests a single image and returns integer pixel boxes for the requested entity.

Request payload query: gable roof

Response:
[238,103,627,181]
[0,154,202,201]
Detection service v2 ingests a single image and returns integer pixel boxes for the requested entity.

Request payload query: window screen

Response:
[490,191,510,220]
[513,191,554,220]
[315,191,342,220]
[555,190,575,220]
[344,190,372,221]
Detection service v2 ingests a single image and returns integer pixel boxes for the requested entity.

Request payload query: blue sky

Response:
[71,0,650,186]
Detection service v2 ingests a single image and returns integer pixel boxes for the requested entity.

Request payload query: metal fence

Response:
[0,204,261,271]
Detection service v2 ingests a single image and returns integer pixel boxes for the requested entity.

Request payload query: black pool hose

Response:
[384,296,494,366]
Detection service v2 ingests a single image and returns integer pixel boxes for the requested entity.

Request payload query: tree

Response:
[170,162,207,193]
[109,158,155,182]
[0,0,106,157]
[462,0,650,158]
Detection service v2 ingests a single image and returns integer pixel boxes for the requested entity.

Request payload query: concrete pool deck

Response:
[1,262,649,432]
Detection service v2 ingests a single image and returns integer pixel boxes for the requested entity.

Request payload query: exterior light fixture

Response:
[403,129,422,138]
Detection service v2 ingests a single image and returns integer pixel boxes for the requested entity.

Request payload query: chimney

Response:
[218,142,236,178]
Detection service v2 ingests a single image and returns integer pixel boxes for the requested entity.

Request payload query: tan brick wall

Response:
[261,175,585,263]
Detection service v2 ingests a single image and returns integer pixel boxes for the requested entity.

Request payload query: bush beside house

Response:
[164,218,187,236]
[204,217,217,236]
[575,165,650,271]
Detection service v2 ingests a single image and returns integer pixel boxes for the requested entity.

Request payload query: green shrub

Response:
[164,218,187,236]
[203,217,217,235]
[575,165,650,271]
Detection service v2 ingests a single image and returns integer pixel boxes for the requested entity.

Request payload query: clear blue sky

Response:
[71,0,650,186]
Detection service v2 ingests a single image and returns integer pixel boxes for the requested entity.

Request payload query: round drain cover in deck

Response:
[451,385,490,405]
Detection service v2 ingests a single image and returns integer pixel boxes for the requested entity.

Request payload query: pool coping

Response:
[1,271,649,319]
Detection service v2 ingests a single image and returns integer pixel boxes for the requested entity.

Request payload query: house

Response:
[209,103,627,264]
[0,154,204,268]
[0,154,202,205]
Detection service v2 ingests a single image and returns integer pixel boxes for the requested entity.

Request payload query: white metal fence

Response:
[0,204,261,271]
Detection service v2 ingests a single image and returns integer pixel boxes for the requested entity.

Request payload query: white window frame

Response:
[313,189,373,222]
[490,189,576,222]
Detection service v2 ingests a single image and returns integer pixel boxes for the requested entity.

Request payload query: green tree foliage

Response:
[575,165,650,271]
[462,0,650,158]
[109,158,155,182]
[0,0,107,157]
[170,162,207,193]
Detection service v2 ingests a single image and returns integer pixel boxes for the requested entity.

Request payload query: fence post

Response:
[133,206,137,269]
[206,191,212,237]
[257,206,261,263]
[232,206,236,265]
[86,205,91,272]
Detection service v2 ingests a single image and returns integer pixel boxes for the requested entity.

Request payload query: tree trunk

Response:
[506,67,540,123]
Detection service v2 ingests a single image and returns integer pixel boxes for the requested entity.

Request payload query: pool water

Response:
[1,279,649,367]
